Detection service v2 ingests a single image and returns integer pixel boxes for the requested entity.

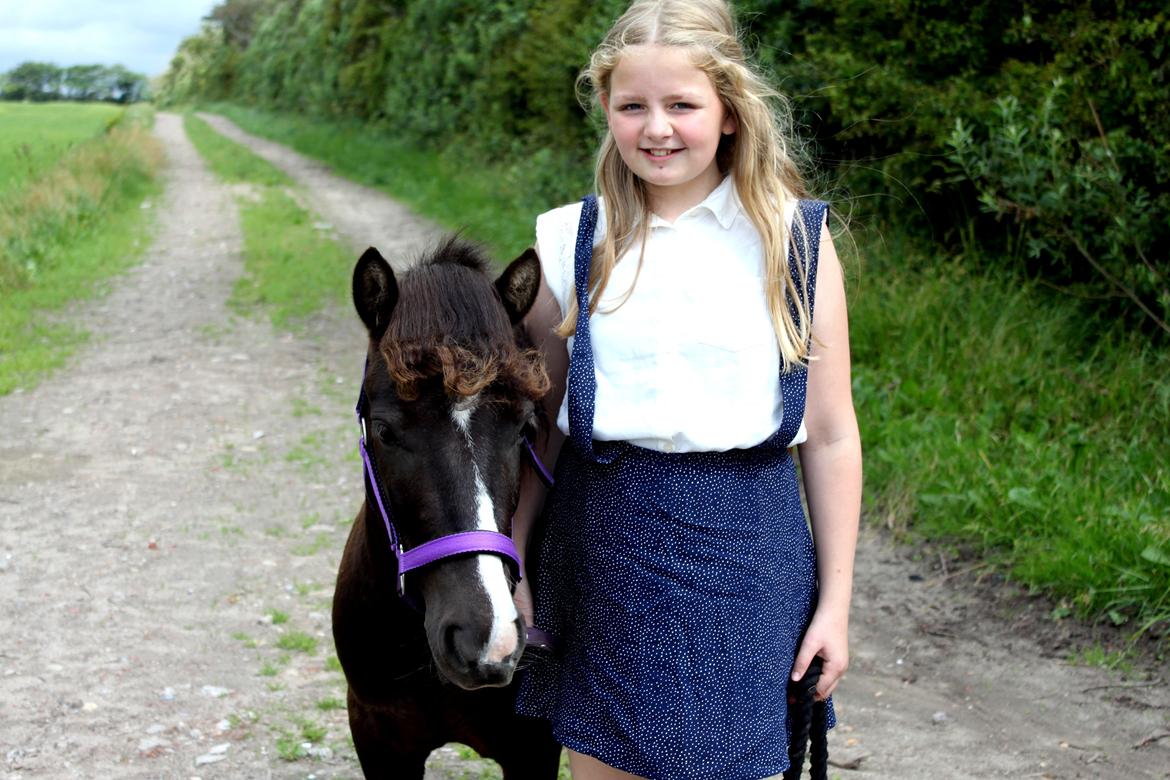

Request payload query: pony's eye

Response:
[374,421,397,445]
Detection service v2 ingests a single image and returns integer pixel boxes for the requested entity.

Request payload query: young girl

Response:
[512,1,861,778]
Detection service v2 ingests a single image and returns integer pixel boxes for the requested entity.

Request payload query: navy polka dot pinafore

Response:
[516,196,835,780]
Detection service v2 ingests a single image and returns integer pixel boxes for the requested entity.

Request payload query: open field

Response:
[0,101,124,198]
[0,103,161,394]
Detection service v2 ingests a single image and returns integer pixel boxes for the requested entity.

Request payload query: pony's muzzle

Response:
[441,620,520,688]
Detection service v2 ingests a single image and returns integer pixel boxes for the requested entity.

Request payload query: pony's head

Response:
[353,237,547,689]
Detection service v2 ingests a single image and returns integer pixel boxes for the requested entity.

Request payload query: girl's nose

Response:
[645,109,672,140]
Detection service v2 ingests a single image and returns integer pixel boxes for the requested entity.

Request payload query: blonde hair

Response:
[559,0,816,370]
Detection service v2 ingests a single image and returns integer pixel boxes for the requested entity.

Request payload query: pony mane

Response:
[381,236,548,402]
[418,234,492,273]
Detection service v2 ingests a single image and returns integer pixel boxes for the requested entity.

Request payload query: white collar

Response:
[648,175,740,230]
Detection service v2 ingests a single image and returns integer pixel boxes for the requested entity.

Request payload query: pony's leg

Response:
[347,687,429,780]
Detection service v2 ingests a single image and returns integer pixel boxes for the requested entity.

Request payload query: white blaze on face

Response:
[451,397,520,665]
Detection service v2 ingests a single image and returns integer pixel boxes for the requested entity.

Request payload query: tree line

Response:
[159,0,1168,335]
[1,62,149,104]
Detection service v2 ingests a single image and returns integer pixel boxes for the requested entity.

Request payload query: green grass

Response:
[850,239,1170,646]
[196,103,1170,650]
[292,533,331,557]
[275,732,307,761]
[296,717,327,743]
[0,104,162,394]
[275,630,319,654]
[183,112,291,186]
[182,112,351,329]
[203,102,547,262]
[0,102,124,199]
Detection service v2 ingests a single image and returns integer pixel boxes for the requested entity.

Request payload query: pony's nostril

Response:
[443,622,482,666]
[443,624,463,660]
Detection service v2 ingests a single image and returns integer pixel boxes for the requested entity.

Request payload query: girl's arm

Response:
[512,269,569,626]
[791,226,862,701]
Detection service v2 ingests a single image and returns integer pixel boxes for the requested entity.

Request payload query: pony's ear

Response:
[495,248,541,325]
[353,247,398,341]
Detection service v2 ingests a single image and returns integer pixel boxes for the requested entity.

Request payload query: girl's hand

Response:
[790,605,849,701]
[513,577,534,627]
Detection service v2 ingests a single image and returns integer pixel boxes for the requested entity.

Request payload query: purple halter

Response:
[355,393,523,601]
[355,358,558,652]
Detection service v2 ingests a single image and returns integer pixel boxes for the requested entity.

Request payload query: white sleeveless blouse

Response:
[535,176,806,453]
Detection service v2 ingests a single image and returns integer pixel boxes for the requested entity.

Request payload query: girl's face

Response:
[602,44,736,218]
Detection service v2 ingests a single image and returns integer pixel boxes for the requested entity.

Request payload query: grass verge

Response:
[0,101,126,199]
[183,113,351,328]
[851,240,1170,650]
[196,104,1169,653]
[0,104,162,395]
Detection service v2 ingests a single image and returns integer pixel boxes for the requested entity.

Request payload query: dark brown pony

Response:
[333,238,560,779]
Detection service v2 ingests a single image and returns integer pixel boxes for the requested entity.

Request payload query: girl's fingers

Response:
[513,579,534,626]
[790,636,822,682]
[814,656,847,700]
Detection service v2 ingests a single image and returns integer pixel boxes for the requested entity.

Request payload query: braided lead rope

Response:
[784,656,828,780]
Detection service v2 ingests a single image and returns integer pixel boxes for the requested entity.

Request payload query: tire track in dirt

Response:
[0,112,368,779]
[195,112,441,267]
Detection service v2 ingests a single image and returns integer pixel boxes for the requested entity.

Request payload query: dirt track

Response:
[0,112,1167,779]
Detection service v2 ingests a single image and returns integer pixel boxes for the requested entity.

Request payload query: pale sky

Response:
[0,0,219,77]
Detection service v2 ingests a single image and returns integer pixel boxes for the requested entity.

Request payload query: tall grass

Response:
[183,113,352,328]
[851,240,1170,644]
[0,102,124,199]
[0,105,162,394]
[199,104,1170,647]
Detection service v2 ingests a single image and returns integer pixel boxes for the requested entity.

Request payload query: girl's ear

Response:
[722,109,737,136]
[600,92,610,115]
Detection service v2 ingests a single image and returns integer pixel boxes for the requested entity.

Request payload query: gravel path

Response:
[1,112,1166,780]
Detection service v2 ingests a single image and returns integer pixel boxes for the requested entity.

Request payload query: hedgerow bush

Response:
[737,0,1168,332]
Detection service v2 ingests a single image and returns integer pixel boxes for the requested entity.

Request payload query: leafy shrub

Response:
[949,80,1168,335]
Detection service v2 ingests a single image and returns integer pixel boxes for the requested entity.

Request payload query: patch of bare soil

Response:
[1,113,1166,780]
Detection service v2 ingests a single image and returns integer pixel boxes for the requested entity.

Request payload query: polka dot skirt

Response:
[517,198,835,780]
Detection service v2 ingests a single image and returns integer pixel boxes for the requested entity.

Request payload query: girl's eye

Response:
[618,103,643,112]
[670,102,695,110]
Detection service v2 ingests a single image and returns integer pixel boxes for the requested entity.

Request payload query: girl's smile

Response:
[602,44,736,220]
